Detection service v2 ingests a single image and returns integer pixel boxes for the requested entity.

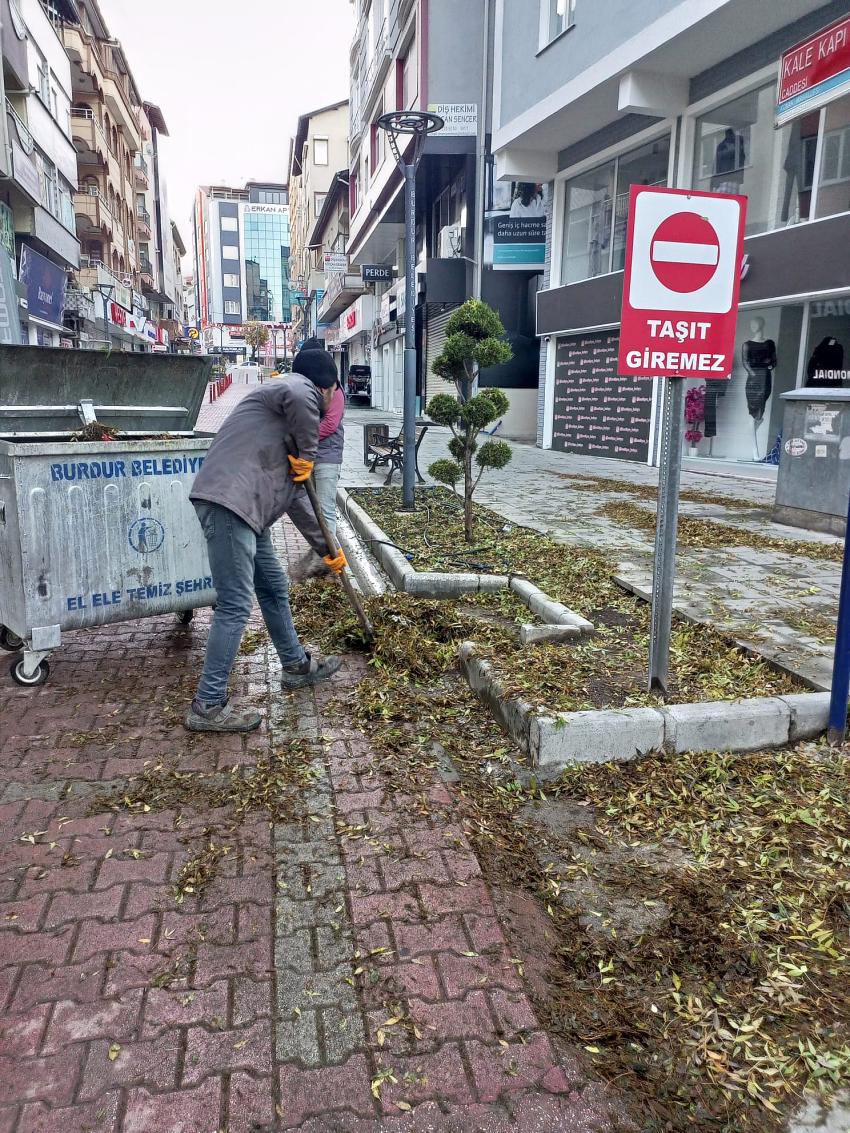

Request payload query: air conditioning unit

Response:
[438,224,463,259]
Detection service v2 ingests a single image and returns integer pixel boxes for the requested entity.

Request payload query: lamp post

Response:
[377,110,444,511]
[96,283,114,351]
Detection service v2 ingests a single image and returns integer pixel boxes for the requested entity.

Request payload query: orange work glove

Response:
[288,455,314,483]
[323,548,347,574]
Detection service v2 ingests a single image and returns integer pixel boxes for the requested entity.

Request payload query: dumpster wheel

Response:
[10,658,50,687]
[0,627,24,652]
[175,609,195,626]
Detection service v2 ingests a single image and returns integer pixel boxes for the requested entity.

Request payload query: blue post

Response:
[828,490,850,745]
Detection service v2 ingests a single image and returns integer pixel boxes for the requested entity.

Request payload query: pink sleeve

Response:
[318,387,345,439]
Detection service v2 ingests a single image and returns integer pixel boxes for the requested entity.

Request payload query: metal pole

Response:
[648,377,685,693]
[101,293,111,350]
[402,161,417,511]
[827,490,850,744]
[472,0,492,303]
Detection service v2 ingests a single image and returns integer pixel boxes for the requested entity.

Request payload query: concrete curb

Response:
[458,642,832,769]
[335,515,386,598]
[338,487,592,634]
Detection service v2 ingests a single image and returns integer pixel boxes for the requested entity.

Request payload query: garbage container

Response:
[773,388,850,537]
[0,345,215,685]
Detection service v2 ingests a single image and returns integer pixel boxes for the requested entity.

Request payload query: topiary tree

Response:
[426,299,513,541]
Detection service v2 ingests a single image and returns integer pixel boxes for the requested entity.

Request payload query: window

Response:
[220,216,238,232]
[257,189,285,204]
[398,40,418,109]
[313,137,329,166]
[370,114,385,175]
[816,95,850,220]
[221,245,240,261]
[315,192,327,215]
[540,0,575,49]
[224,300,240,315]
[351,168,360,214]
[223,273,239,288]
[560,135,670,284]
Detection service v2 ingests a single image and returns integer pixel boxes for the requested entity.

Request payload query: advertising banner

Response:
[777,14,850,126]
[19,245,67,326]
[486,181,547,271]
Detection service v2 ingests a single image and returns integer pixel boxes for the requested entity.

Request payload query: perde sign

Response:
[618,186,747,380]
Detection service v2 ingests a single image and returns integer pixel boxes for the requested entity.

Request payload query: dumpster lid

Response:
[0,345,214,437]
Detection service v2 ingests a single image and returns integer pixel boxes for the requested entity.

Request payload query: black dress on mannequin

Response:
[806,337,844,387]
[743,339,776,421]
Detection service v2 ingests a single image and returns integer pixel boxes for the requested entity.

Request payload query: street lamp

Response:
[95,283,114,351]
[378,110,443,511]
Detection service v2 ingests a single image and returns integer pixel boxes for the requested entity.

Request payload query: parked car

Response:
[347,365,371,402]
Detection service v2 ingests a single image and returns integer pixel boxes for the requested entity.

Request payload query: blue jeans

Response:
[194,502,306,705]
[313,462,341,537]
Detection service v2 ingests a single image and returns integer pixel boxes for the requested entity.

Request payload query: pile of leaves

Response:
[560,472,761,511]
[598,499,843,564]
[348,487,802,711]
[288,568,850,1131]
[71,422,121,442]
[543,744,850,1126]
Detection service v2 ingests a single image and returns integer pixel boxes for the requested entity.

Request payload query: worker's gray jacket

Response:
[190,375,329,554]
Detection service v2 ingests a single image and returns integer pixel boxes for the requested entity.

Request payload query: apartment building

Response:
[135,102,183,350]
[310,170,357,381]
[494,0,850,471]
[192,181,292,363]
[1,0,81,345]
[63,0,141,310]
[287,99,349,346]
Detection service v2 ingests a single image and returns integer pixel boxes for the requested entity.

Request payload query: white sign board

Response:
[323,252,348,274]
[428,103,478,136]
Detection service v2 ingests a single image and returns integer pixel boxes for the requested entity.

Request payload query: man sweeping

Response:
[185,349,347,733]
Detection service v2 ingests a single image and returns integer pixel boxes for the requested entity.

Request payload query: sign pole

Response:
[649,377,685,693]
[827,488,850,744]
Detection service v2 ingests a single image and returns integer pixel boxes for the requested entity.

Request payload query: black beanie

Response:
[292,348,338,389]
[300,337,324,352]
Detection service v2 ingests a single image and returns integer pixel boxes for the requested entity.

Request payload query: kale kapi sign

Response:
[618,186,747,381]
[777,14,850,127]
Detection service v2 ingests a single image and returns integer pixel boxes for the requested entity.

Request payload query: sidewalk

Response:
[342,405,840,690]
[0,382,614,1132]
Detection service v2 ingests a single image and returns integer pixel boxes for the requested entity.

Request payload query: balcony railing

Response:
[133,154,149,187]
[136,204,151,225]
[139,255,154,280]
[6,97,33,152]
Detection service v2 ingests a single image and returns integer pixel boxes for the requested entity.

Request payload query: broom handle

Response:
[303,475,374,639]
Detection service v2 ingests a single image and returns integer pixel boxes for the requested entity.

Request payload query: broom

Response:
[303,476,375,643]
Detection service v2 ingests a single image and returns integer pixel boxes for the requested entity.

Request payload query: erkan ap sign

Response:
[618,186,747,381]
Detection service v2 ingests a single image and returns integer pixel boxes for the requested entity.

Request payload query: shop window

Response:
[815,95,850,221]
[683,304,804,465]
[560,134,669,285]
[803,297,850,389]
[692,84,827,235]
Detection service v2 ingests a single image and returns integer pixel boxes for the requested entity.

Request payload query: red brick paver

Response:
[0,387,615,1132]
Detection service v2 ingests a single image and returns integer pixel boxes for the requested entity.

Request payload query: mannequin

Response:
[742,317,776,460]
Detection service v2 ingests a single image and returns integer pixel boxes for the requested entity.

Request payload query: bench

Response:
[367,425,429,485]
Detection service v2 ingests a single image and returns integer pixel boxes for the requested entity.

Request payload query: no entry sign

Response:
[618,186,747,380]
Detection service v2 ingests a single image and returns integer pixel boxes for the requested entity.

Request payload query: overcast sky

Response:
[101,0,354,260]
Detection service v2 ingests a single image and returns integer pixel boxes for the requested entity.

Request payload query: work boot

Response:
[280,651,342,690]
[185,697,262,733]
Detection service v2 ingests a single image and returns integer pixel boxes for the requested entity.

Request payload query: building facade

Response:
[343,0,541,437]
[494,0,850,470]
[192,182,293,364]
[1,0,80,346]
[288,99,349,346]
